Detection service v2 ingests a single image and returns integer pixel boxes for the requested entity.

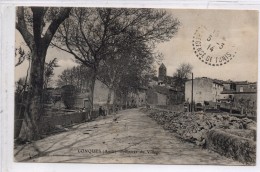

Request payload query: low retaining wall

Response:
[206,129,256,165]
[155,104,184,112]
[15,111,100,138]
[39,112,86,134]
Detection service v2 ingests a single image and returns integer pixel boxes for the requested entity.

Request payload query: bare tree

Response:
[53,8,180,110]
[174,63,193,79]
[16,7,71,142]
[57,65,91,92]
[173,63,193,90]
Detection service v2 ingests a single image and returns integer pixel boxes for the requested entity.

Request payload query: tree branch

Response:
[78,14,96,58]
[16,7,34,51]
[43,7,72,49]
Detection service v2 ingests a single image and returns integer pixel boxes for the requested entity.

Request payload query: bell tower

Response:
[158,63,166,81]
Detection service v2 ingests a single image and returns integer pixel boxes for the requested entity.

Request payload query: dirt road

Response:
[14,108,241,165]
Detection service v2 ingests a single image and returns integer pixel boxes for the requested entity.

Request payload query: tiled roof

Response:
[222,80,248,85]
[212,79,224,86]
[233,81,248,85]
[221,90,236,94]
[221,90,256,94]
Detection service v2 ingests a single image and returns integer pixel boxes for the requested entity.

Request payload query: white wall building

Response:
[185,77,224,104]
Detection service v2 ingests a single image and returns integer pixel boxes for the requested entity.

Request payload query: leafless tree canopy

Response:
[52,7,180,109]
[53,8,180,70]
[174,63,193,80]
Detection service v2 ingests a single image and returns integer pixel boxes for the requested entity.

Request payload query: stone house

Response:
[146,63,185,106]
[185,77,224,104]
[220,81,257,102]
[220,81,257,114]
[122,89,147,108]
[235,81,257,93]
[74,79,114,110]
[146,86,168,106]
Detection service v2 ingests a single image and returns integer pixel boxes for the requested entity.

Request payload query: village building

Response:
[124,89,147,108]
[220,81,257,114]
[220,81,257,101]
[146,63,185,106]
[146,85,168,106]
[50,80,115,110]
[185,77,224,104]
[185,77,257,114]
[75,80,115,110]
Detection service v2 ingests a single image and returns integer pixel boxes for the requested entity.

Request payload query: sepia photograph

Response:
[13,7,257,165]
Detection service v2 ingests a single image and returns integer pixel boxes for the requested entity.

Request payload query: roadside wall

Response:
[206,129,256,164]
[15,111,100,138]
[141,108,256,165]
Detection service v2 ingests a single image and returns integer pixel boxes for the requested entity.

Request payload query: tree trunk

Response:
[85,70,97,120]
[113,92,117,113]
[16,7,71,143]
[125,93,128,109]
[18,49,46,142]
[106,86,113,115]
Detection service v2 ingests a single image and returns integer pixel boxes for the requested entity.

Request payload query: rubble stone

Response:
[141,108,256,147]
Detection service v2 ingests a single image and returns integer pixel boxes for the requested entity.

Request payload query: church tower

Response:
[158,63,167,82]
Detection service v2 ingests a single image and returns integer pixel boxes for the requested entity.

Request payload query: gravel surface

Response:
[14,108,242,165]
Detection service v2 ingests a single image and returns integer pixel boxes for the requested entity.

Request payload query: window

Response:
[240,86,244,92]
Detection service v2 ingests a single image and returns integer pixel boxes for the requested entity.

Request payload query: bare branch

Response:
[43,7,72,48]
[78,14,96,58]
[16,7,34,51]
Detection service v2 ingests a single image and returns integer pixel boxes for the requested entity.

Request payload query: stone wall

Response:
[146,89,157,105]
[141,108,256,164]
[157,92,167,105]
[15,111,100,138]
[206,129,256,164]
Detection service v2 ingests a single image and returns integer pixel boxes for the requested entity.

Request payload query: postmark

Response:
[192,26,237,66]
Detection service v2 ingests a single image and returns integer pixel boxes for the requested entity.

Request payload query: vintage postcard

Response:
[13,7,258,165]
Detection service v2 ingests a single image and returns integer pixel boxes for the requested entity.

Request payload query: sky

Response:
[156,9,258,82]
[15,8,258,84]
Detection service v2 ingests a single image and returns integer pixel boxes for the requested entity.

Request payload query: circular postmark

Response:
[192,26,237,66]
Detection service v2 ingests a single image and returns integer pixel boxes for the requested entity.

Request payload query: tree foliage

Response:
[97,40,157,104]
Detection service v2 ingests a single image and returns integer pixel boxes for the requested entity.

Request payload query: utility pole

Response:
[191,73,194,113]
